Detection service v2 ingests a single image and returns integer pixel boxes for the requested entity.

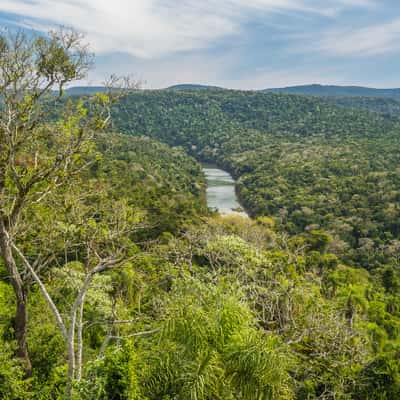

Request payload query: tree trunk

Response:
[0,226,32,377]
[76,300,85,381]
[14,287,31,377]
[66,338,75,398]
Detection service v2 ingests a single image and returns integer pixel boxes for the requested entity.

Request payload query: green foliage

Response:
[0,283,29,398]
[108,90,400,272]
[0,341,29,399]
[355,349,400,399]
[225,332,293,400]
[140,280,293,400]
[91,133,206,237]
[72,343,140,400]
[2,77,400,399]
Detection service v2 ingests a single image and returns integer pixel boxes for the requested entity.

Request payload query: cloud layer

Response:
[1,0,398,89]
[313,18,400,56]
[0,0,378,58]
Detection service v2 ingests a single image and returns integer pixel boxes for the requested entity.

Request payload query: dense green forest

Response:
[0,30,399,399]
[111,90,400,268]
[329,97,400,117]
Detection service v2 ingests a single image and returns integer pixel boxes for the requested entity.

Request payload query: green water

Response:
[203,165,247,216]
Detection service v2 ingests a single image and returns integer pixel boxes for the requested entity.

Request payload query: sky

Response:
[0,0,399,89]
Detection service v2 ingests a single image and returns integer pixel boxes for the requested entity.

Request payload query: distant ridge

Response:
[58,86,131,96]
[167,84,224,91]
[62,84,400,99]
[263,84,400,98]
[63,86,108,95]
[61,84,224,95]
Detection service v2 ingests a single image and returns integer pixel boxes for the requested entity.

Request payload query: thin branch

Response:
[8,233,68,340]
[85,318,140,329]
[109,328,160,339]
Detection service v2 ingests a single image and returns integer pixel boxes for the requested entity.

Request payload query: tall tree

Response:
[0,28,110,376]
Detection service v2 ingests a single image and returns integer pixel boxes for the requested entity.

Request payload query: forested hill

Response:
[111,89,400,268]
[65,83,400,99]
[113,89,396,143]
[329,96,400,116]
[264,84,400,98]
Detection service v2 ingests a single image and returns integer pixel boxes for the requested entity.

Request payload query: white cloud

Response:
[91,50,239,89]
[338,0,375,7]
[0,0,377,58]
[88,47,352,90]
[310,18,400,56]
[0,0,236,58]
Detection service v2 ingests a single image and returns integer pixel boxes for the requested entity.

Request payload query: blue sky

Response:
[0,0,399,89]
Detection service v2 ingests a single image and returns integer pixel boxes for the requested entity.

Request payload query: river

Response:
[203,165,248,217]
